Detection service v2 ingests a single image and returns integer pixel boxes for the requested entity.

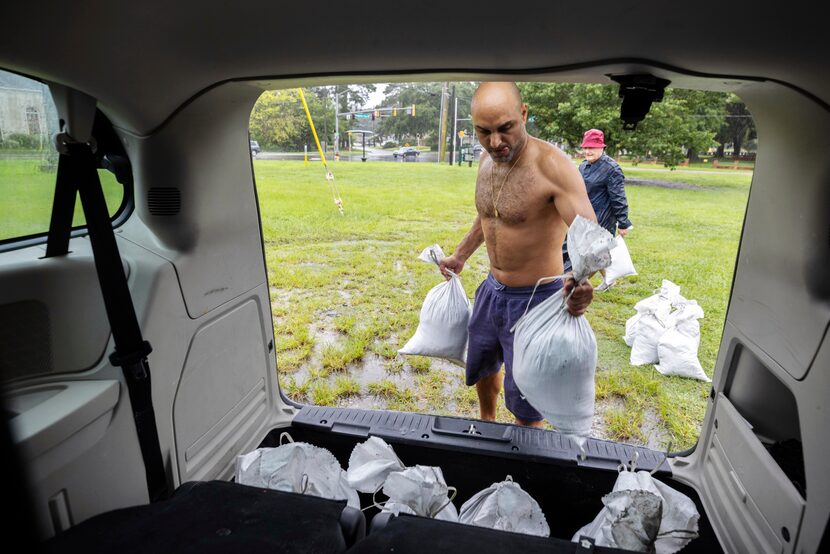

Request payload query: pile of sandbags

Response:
[346,436,549,535]
[625,281,710,382]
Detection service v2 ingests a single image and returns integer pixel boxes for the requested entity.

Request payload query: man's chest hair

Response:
[475,166,556,224]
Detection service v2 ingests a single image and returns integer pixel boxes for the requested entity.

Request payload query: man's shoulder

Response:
[531,138,569,168]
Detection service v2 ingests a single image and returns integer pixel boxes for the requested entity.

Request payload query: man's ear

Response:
[521,103,529,123]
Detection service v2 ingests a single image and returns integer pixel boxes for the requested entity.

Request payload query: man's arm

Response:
[439,215,484,279]
[546,151,598,316]
[607,164,632,236]
[548,152,597,226]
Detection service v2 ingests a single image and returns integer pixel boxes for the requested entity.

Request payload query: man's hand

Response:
[618,227,630,238]
[439,254,465,280]
[564,277,594,316]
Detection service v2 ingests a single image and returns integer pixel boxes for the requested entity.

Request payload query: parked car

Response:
[250,140,260,155]
[393,146,420,159]
[472,143,484,157]
[1,3,827,554]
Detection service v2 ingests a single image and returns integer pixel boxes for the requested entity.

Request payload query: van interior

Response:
[1,3,828,553]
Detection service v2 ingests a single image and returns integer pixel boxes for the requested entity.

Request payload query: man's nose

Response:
[489,133,502,148]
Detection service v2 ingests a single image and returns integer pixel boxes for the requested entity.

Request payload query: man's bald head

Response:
[471,82,523,116]
[471,82,529,163]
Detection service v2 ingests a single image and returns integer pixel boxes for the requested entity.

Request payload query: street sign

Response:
[355,113,370,119]
[458,130,465,138]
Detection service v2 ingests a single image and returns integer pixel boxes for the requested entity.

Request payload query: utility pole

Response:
[334,86,340,158]
[451,91,458,165]
[438,82,449,164]
[452,91,461,165]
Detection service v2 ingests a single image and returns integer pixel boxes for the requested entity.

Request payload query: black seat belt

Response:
[46,136,169,502]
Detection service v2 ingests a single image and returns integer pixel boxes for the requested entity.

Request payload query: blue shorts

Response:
[466,274,563,422]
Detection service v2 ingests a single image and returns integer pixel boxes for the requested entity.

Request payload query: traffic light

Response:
[411,104,416,117]
[372,110,378,121]
[393,107,397,117]
[350,114,355,120]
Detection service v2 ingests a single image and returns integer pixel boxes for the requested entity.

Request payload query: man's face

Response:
[582,147,604,163]
[472,102,529,163]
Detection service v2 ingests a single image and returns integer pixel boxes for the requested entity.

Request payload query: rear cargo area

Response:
[265,405,723,553]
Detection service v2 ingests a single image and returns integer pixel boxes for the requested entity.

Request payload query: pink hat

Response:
[581,129,606,148]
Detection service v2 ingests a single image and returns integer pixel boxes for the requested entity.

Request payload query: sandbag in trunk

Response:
[345,436,406,493]
[573,459,700,554]
[236,437,359,509]
[379,465,459,522]
[458,476,550,537]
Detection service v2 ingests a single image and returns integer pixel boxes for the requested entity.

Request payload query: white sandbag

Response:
[573,467,700,553]
[380,465,458,521]
[458,476,550,537]
[624,280,682,347]
[599,236,637,290]
[399,244,470,366]
[629,312,670,366]
[567,216,616,280]
[345,436,406,493]
[655,301,709,381]
[626,281,679,362]
[513,216,615,448]
[236,441,359,509]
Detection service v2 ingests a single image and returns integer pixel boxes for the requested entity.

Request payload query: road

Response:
[256,147,441,163]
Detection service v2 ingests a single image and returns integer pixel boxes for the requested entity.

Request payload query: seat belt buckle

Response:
[110,341,153,379]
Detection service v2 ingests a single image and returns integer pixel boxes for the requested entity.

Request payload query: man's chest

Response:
[475,166,555,224]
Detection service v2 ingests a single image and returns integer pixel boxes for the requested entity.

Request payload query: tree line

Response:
[249,82,755,167]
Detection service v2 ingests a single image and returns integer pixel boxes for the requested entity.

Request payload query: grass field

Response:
[0,156,124,241]
[255,159,752,451]
[1,153,751,450]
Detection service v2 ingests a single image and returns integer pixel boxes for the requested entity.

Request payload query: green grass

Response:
[1,157,126,241]
[255,160,751,450]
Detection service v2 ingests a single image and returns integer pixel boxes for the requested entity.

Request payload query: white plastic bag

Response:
[512,216,615,448]
[380,465,458,522]
[236,440,360,509]
[399,245,470,366]
[345,436,406,493]
[458,476,550,537]
[655,301,709,381]
[573,466,700,554]
[598,236,637,290]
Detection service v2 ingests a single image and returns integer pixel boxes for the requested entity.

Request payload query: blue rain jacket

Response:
[579,153,632,235]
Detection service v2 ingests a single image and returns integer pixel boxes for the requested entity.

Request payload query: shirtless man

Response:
[439,82,598,428]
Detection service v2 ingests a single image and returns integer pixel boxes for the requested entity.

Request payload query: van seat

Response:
[43,480,364,553]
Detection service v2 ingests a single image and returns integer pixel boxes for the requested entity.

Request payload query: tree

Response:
[714,94,756,157]
[249,88,335,152]
[376,82,478,147]
[517,82,728,167]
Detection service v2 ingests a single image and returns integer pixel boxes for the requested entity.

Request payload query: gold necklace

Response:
[490,147,524,219]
